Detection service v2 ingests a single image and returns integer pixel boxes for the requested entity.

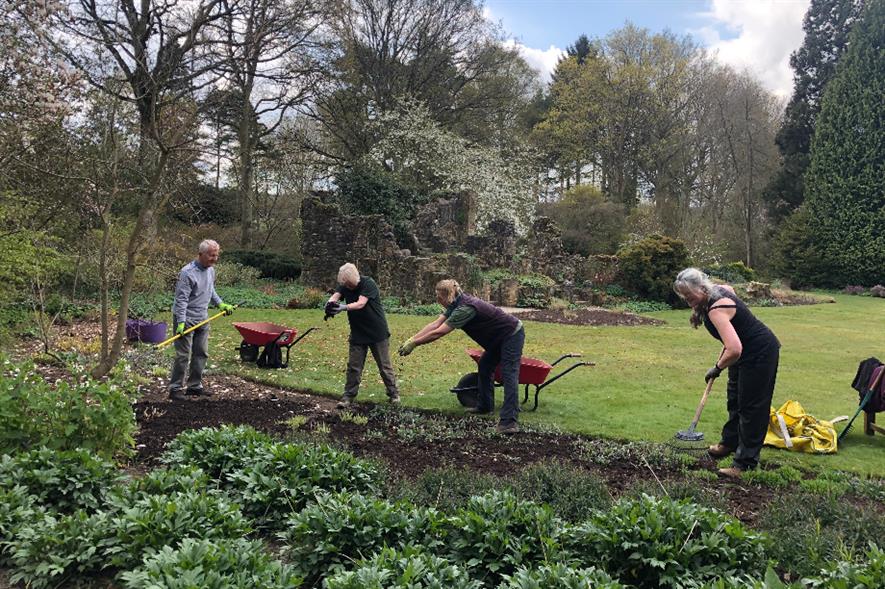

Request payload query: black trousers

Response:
[720,347,779,470]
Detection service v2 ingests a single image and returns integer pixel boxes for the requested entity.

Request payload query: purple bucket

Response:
[125,319,168,343]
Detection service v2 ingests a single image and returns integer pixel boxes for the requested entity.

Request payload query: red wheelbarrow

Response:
[233,322,316,368]
[450,348,594,411]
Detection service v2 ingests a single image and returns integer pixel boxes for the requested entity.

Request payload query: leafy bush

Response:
[286,287,326,309]
[0,357,138,458]
[843,285,867,295]
[500,563,625,588]
[382,297,444,316]
[0,486,44,565]
[388,466,504,512]
[324,546,481,589]
[279,492,442,585]
[562,494,768,588]
[223,249,301,280]
[759,492,885,579]
[213,261,262,287]
[706,261,757,284]
[0,448,122,515]
[805,543,885,588]
[617,234,690,305]
[6,509,115,589]
[104,490,252,569]
[623,299,672,313]
[225,441,383,529]
[537,185,626,256]
[160,425,276,480]
[871,285,885,298]
[119,538,302,589]
[446,490,562,585]
[509,461,611,523]
[109,466,211,507]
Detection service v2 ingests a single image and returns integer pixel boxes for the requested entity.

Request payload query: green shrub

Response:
[0,358,138,458]
[225,441,383,529]
[623,299,672,313]
[509,461,611,523]
[805,543,885,588]
[382,297,444,316]
[705,261,757,284]
[760,492,885,579]
[0,448,122,515]
[223,249,301,280]
[446,490,562,585]
[0,486,44,565]
[7,509,115,589]
[324,546,481,589]
[160,425,276,481]
[119,537,302,589]
[286,286,326,309]
[109,466,211,507]
[562,494,768,588]
[388,466,505,512]
[279,492,442,585]
[213,261,262,287]
[617,234,690,305]
[104,490,252,569]
[500,563,625,588]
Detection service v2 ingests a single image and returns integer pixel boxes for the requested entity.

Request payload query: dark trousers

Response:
[477,328,525,425]
[720,348,779,470]
[343,338,399,400]
[168,323,210,393]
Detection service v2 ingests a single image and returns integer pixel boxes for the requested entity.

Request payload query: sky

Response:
[485,0,811,98]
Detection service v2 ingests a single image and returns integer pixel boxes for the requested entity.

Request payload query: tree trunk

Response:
[239,115,254,248]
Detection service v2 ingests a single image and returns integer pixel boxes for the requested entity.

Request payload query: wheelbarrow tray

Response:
[233,322,297,346]
[466,348,552,384]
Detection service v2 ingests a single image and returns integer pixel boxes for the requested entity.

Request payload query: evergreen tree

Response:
[802,0,884,287]
[764,0,866,222]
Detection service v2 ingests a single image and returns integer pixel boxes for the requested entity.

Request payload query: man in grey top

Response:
[168,239,234,401]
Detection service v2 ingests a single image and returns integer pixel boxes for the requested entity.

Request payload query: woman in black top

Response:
[674,268,780,478]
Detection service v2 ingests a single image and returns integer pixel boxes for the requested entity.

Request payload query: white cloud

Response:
[503,39,565,85]
[694,0,810,98]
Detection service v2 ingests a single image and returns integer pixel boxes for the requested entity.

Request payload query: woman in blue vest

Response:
[398,279,525,434]
[674,268,780,478]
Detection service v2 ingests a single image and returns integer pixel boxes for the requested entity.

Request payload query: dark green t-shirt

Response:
[337,276,390,345]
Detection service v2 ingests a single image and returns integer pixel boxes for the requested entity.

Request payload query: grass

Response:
[187,293,884,476]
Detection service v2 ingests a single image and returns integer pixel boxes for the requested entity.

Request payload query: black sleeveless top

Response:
[702,288,780,366]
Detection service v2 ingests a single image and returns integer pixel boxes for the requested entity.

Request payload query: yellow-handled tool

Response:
[155,308,233,350]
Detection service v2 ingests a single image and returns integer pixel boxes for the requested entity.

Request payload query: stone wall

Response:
[412,191,476,254]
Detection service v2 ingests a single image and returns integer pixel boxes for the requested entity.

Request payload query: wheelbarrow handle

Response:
[551,353,582,367]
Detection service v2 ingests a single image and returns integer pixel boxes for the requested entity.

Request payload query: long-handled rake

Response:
[675,377,716,443]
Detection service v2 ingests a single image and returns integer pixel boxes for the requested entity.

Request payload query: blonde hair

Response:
[435,279,462,306]
[673,268,716,328]
[337,263,360,285]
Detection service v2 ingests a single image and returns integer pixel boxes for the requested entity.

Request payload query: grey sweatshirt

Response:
[172,261,223,324]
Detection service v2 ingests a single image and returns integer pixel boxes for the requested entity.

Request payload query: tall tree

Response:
[30,0,229,376]
[802,0,884,286]
[764,0,866,222]
[218,0,324,248]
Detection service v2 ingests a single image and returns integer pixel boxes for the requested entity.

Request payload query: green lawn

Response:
[203,294,885,476]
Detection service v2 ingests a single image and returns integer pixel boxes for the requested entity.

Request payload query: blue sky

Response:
[485,0,811,97]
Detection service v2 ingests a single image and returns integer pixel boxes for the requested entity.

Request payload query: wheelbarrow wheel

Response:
[453,372,480,408]
[238,341,260,362]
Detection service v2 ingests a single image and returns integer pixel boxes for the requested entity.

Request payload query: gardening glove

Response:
[398,338,416,357]
[334,302,347,314]
[218,302,235,316]
[705,364,723,383]
[175,322,185,336]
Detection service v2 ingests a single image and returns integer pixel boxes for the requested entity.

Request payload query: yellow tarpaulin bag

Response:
[764,400,838,454]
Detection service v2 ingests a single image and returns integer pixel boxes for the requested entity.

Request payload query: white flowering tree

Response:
[367,98,537,235]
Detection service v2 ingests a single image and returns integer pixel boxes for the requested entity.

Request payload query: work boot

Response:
[717,466,744,479]
[336,397,354,409]
[496,422,520,434]
[707,443,734,458]
[169,390,187,402]
[186,388,212,397]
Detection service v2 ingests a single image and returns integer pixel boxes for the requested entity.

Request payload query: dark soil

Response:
[517,307,664,326]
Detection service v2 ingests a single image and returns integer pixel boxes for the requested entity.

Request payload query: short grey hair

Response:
[198,239,220,254]
[674,267,715,298]
[338,263,360,285]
